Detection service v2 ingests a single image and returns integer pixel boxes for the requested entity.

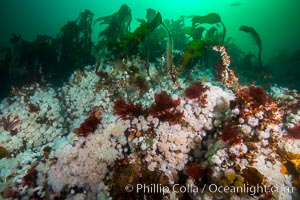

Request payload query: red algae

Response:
[3,187,19,199]
[184,81,209,100]
[237,86,270,108]
[73,109,102,137]
[1,115,20,136]
[22,168,38,187]
[149,91,183,123]
[113,99,145,119]
[220,126,241,144]
[150,91,180,113]
[284,123,300,139]
[185,163,207,180]
[27,103,41,113]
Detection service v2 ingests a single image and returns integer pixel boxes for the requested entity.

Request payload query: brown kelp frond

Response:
[239,26,262,49]
[120,11,162,55]
[184,81,209,102]
[94,4,131,36]
[182,40,206,67]
[192,13,221,27]
[0,146,10,159]
[239,25,262,67]
[73,109,102,137]
[1,115,20,135]
[113,99,146,119]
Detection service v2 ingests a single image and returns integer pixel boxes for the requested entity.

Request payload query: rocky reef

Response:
[1,4,300,200]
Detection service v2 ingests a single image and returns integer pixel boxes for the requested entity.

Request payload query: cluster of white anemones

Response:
[145,122,196,182]
[142,84,235,183]
[1,62,299,200]
[0,85,63,152]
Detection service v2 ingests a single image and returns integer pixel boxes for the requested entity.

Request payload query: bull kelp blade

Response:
[120,11,162,53]
[192,13,221,27]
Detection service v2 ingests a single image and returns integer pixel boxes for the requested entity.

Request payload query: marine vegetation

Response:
[181,13,226,70]
[191,13,221,26]
[55,9,95,80]
[0,146,9,159]
[149,91,183,123]
[192,13,226,44]
[73,108,102,137]
[184,163,210,181]
[121,11,162,56]
[136,9,166,64]
[236,85,270,108]
[1,5,300,200]
[113,90,183,124]
[113,99,145,119]
[184,81,209,105]
[219,126,242,144]
[0,10,95,98]
[181,40,207,67]
[239,25,263,67]
[1,115,20,136]
[284,123,300,139]
[94,4,162,60]
[93,4,132,58]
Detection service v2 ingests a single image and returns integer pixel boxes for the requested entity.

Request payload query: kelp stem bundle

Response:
[162,22,173,72]
[162,22,180,87]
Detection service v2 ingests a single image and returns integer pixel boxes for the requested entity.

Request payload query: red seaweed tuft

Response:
[284,123,300,139]
[1,115,20,136]
[220,126,241,144]
[184,81,209,103]
[73,109,102,137]
[22,168,38,187]
[237,86,270,108]
[131,76,149,93]
[155,111,184,124]
[3,187,19,199]
[150,91,180,113]
[149,91,183,123]
[185,163,210,181]
[113,99,146,119]
[27,103,41,113]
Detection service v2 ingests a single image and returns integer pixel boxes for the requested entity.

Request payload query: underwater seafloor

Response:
[1,4,300,200]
